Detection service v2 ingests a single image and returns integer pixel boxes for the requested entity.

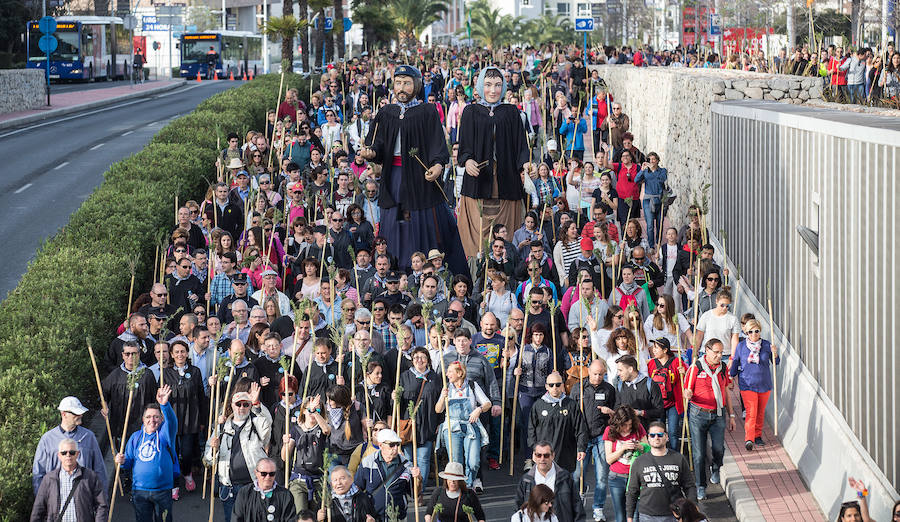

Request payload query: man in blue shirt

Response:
[32,396,108,494]
[115,385,179,522]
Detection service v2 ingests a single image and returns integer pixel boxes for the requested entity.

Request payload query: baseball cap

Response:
[232,272,248,283]
[148,306,169,319]
[377,429,402,444]
[261,269,278,278]
[58,396,88,415]
[386,271,400,283]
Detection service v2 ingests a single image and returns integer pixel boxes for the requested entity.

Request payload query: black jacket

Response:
[328,489,379,522]
[30,466,108,522]
[527,395,588,473]
[659,244,691,283]
[457,104,529,201]
[165,273,204,320]
[398,369,443,443]
[515,464,586,522]
[567,256,612,295]
[163,364,205,435]
[570,380,617,439]
[615,376,665,430]
[214,200,244,240]
[232,483,296,522]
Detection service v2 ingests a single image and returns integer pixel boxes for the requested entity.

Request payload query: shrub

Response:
[0,72,316,520]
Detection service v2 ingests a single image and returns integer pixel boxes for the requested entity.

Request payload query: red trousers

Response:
[740,389,771,441]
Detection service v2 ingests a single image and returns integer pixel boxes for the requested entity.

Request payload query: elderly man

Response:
[514,442,586,522]
[31,439,108,522]
[571,360,617,521]
[205,383,272,522]
[233,458,296,522]
[358,65,466,275]
[224,299,253,343]
[354,429,420,520]
[114,385,178,522]
[252,269,292,317]
[320,466,378,522]
[32,397,107,495]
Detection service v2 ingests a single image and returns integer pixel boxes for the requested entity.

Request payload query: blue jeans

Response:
[688,403,725,488]
[482,410,501,460]
[220,483,249,522]
[574,435,610,511]
[608,471,629,522]
[444,423,482,487]
[642,197,662,248]
[848,83,865,102]
[133,489,173,522]
[665,406,682,451]
[403,439,434,490]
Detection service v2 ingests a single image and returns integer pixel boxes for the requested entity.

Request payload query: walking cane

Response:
[108,367,145,522]
[509,309,531,475]
[87,344,124,495]
[768,284,778,437]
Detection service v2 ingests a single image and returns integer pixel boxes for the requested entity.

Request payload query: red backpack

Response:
[616,286,641,311]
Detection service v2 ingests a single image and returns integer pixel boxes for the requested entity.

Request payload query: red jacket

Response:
[612,162,641,200]
[828,57,848,85]
[594,94,614,130]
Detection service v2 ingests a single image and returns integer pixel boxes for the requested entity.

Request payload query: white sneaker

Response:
[593,508,606,521]
[474,478,484,494]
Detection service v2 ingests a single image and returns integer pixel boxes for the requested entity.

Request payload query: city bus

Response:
[179,31,262,79]
[26,16,130,81]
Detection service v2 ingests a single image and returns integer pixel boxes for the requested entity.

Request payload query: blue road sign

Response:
[38,34,58,53]
[324,17,333,31]
[38,16,57,34]
[343,17,352,32]
[709,13,722,36]
[575,17,594,32]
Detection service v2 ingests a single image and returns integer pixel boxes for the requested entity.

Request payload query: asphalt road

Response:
[0,80,241,300]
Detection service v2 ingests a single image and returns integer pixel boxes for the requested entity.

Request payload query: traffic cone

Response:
[214,71,218,80]
[249,69,254,81]
[229,70,234,81]
[242,71,247,81]
[196,70,202,82]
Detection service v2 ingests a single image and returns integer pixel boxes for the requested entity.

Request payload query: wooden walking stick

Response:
[87,343,124,494]
[509,308,530,475]
[125,258,136,322]
[768,283,778,437]
[720,229,728,286]
[391,327,407,432]
[174,194,179,226]
[549,298,559,372]
[408,402,421,522]
[279,358,295,487]
[437,326,454,464]
[108,367,145,522]
[269,71,286,168]
[208,362,236,522]
[498,325,511,465]
[153,243,160,285]
[203,355,226,499]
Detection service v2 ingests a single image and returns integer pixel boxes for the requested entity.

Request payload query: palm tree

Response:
[464,0,520,50]
[309,0,332,67]
[298,0,310,71]
[264,16,306,72]
[518,10,572,45]
[390,0,450,48]
[333,0,344,60]
[352,0,395,51]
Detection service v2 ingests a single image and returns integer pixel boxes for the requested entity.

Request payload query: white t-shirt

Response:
[696,310,740,356]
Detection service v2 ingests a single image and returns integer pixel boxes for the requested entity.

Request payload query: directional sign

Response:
[38,16,57,34]
[575,17,594,32]
[325,17,333,31]
[123,15,138,30]
[38,34,58,53]
[709,13,721,36]
[343,17,352,32]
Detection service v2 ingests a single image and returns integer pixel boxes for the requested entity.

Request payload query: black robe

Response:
[101,366,159,438]
[398,370,443,443]
[305,360,340,403]
[163,364,205,435]
[364,103,450,211]
[253,356,304,409]
[457,103,529,201]
[269,401,304,474]
[328,490,379,522]
[381,349,413,390]
[355,381,392,423]
[232,484,296,522]
[526,395,589,473]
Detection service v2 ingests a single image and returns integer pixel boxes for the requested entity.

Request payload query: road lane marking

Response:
[0,99,146,138]
[14,183,33,194]
[89,143,105,150]
[121,130,134,136]
[54,161,70,170]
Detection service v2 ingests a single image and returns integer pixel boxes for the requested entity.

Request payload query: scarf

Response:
[698,356,725,415]
[541,392,566,405]
[411,367,429,379]
[475,66,507,113]
[397,98,421,119]
[333,484,360,517]
[619,281,639,295]
[328,406,344,430]
[746,339,762,364]
[120,362,147,375]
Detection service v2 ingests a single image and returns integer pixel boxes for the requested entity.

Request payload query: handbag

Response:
[396,377,427,445]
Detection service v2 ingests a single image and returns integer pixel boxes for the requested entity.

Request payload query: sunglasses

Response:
[648,432,666,439]
[533,452,552,458]
[385,442,401,448]
[123,352,139,357]
[633,256,645,261]
[706,276,720,281]
[357,320,371,326]
[234,401,252,408]
[257,470,277,477]
[547,382,563,388]
[59,450,78,456]
[747,329,761,334]
[175,249,186,253]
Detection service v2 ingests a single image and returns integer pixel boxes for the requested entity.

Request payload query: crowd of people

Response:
[28,42,897,522]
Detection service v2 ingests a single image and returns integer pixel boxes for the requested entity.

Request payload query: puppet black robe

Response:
[101,364,159,438]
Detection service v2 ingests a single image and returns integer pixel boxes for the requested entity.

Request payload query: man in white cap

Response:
[31,397,108,492]
[252,268,292,317]
[354,428,420,520]
[32,396,108,494]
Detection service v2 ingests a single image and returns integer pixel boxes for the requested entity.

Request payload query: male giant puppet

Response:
[359,65,467,274]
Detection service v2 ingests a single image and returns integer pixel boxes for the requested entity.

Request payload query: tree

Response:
[264,16,305,72]
[309,0,332,67]
[298,0,311,71]
[352,0,396,52]
[333,0,345,60]
[518,10,572,45]
[464,0,520,50]
[390,0,450,48]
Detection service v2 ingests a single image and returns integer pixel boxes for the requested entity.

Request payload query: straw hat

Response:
[426,249,445,261]
[227,157,244,169]
[438,462,466,481]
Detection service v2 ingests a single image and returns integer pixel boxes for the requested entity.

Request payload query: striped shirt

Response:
[58,468,78,522]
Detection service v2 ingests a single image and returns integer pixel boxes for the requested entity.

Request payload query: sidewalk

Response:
[0,79,186,130]
[720,386,825,521]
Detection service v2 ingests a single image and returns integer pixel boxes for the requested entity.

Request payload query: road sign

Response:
[325,17,333,31]
[156,5,184,15]
[709,13,721,36]
[38,34,58,53]
[123,15,137,30]
[343,17,352,32]
[575,17,594,31]
[38,16,57,34]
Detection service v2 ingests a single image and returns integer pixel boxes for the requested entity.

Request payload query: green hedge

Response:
[0,73,315,521]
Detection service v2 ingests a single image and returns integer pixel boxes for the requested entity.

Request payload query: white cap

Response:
[58,396,88,415]
[547,139,558,151]
[376,428,402,444]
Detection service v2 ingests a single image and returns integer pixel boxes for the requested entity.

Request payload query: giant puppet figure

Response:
[359,65,467,275]
[456,66,531,258]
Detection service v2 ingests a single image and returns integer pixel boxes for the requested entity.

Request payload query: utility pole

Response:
[261,0,269,73]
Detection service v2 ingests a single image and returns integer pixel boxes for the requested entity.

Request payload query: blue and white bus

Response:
[179,31,262,79]
[26,16,130,81]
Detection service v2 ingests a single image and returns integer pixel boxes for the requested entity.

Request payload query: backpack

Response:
[616,376,653,394]
[649,358,675,404]
[616,286,642,311]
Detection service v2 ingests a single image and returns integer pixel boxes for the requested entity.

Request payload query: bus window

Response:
[28,26,80,61]
[182,39,220,64]
[81,27,93,58]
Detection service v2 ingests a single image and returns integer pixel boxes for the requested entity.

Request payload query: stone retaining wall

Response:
[588,65,825,222]
[0,70,45,115]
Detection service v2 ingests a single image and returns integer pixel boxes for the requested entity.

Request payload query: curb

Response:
[0,79,187,131]
[721,446,766,521]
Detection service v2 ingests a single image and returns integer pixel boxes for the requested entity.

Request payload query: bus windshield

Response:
[28,27,80,62]
[182,38,221,65]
